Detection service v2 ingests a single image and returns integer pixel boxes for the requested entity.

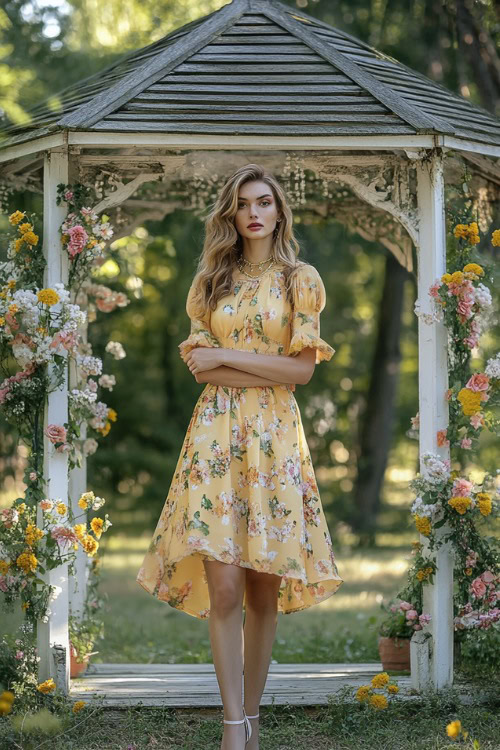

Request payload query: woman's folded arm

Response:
[196,365,294,389]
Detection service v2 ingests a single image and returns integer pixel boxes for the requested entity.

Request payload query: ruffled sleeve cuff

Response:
[288,330,335,363]
[178,325,221,358]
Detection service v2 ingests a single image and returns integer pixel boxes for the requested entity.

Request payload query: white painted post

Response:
[37,147,71,693]
[412,151,454,691]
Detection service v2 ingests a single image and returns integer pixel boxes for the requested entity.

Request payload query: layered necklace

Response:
[236,252,276,280]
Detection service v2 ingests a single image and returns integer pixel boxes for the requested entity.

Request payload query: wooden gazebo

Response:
[1,0,499,700]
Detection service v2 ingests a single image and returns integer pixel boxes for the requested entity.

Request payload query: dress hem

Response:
[136,549,344,619]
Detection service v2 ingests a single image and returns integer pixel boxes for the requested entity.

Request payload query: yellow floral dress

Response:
[136,262,344,618]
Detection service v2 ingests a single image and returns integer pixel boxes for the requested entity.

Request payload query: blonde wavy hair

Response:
[187,163,309,318]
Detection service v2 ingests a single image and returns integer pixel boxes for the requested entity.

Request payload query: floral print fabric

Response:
[136,263,344,618]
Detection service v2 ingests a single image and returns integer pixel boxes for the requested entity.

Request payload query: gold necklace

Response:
[236,255,275,280]
[240,255,272,269]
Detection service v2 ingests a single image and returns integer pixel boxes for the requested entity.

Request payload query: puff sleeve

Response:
[288,264,335,364]
[178,281,222,359]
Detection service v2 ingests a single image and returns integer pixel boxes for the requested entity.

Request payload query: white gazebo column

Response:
[411,151,454,691]
[37,147,71,693]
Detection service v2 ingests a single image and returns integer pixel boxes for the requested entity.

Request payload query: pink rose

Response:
[44,424,67,444]
[452,478,473,496]
[63,190,73,201]
[419,613,432,626]
[482,570,495,584]
[399,601,413,611]
[461,437,472,450]
[15,650,24,659]
[406,609,418,620]
[429,281,441,298]
[466,373,490,392]
[470,414,484,429]
[470,577,487,598]
[67,225,89,258]
[457,299,473,319]
[2,508,19,528]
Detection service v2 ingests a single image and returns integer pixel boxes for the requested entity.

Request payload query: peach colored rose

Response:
[44,424,67,444]
[466,373,489,392]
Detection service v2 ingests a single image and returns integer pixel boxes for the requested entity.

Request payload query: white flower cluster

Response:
[485,353,500,380]
[410,495,445,522]
[76,354,102,376]
[69,387,98,407]
[105,340,126,359]
[413,297,444,325]
[89,400,110,429]
[98,373,116,390]
[475,283,492,309]
[421,452,451,484]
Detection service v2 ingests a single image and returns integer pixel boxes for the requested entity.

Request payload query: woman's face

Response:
[233,180,281,242]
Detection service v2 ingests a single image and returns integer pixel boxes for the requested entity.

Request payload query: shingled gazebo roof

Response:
[1,0,499,153]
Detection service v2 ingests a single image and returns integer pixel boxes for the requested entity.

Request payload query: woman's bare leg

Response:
[243,569,283,750]
[203,558,247,750]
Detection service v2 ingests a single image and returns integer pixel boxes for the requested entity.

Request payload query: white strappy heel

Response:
[244,711,259,745]
[223,707,252,743]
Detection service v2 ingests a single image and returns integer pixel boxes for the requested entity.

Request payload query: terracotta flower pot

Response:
[377,635,411,671]
[70,645,90,678]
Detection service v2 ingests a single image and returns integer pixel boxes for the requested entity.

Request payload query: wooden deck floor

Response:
[71,662,418,707]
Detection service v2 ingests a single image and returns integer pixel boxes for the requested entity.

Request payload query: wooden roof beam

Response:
[57,0,250,129]
[251,0,456,136]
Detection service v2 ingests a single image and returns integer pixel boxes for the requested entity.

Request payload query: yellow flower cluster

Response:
[82,534,99,556]
[90,517,104,539]
[74,523,87,539]
[414,514,432,536]
[371,672,390,688]
[453,222,480,244]
[72,700,86,713]
[477,492,492,516]
[9,210,25,225]
[0,560,10,574]
[78,491,95,510]
[492,229,500,247]
[37,678,56,694]
[37,288,60,306]
[448,496,471,515]
[56,501,67,515]
[441,270,463,285]
[16,550,38,573]
[9,210,39,249]
[355,672,399,710]
[25,523,44,547]
[463,263,484,277]
[0,690,15,716]
[446,719,469,740]
[457,387,482,416]
[416,566,433,582]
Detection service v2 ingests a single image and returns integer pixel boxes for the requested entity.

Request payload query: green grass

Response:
[2,536,499,749]
[1,691,499,749]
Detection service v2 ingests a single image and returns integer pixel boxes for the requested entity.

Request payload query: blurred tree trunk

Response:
[452,0,500,113]
[352,252,409,547]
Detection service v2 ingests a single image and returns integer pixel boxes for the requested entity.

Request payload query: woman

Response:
[137,164,344,750]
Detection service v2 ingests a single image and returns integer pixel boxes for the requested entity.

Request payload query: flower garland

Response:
[398,208,500,642]
[0,182,124,623]
[0,491,111,624]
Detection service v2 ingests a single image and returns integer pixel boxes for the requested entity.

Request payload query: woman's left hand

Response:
[182,346,224,375]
